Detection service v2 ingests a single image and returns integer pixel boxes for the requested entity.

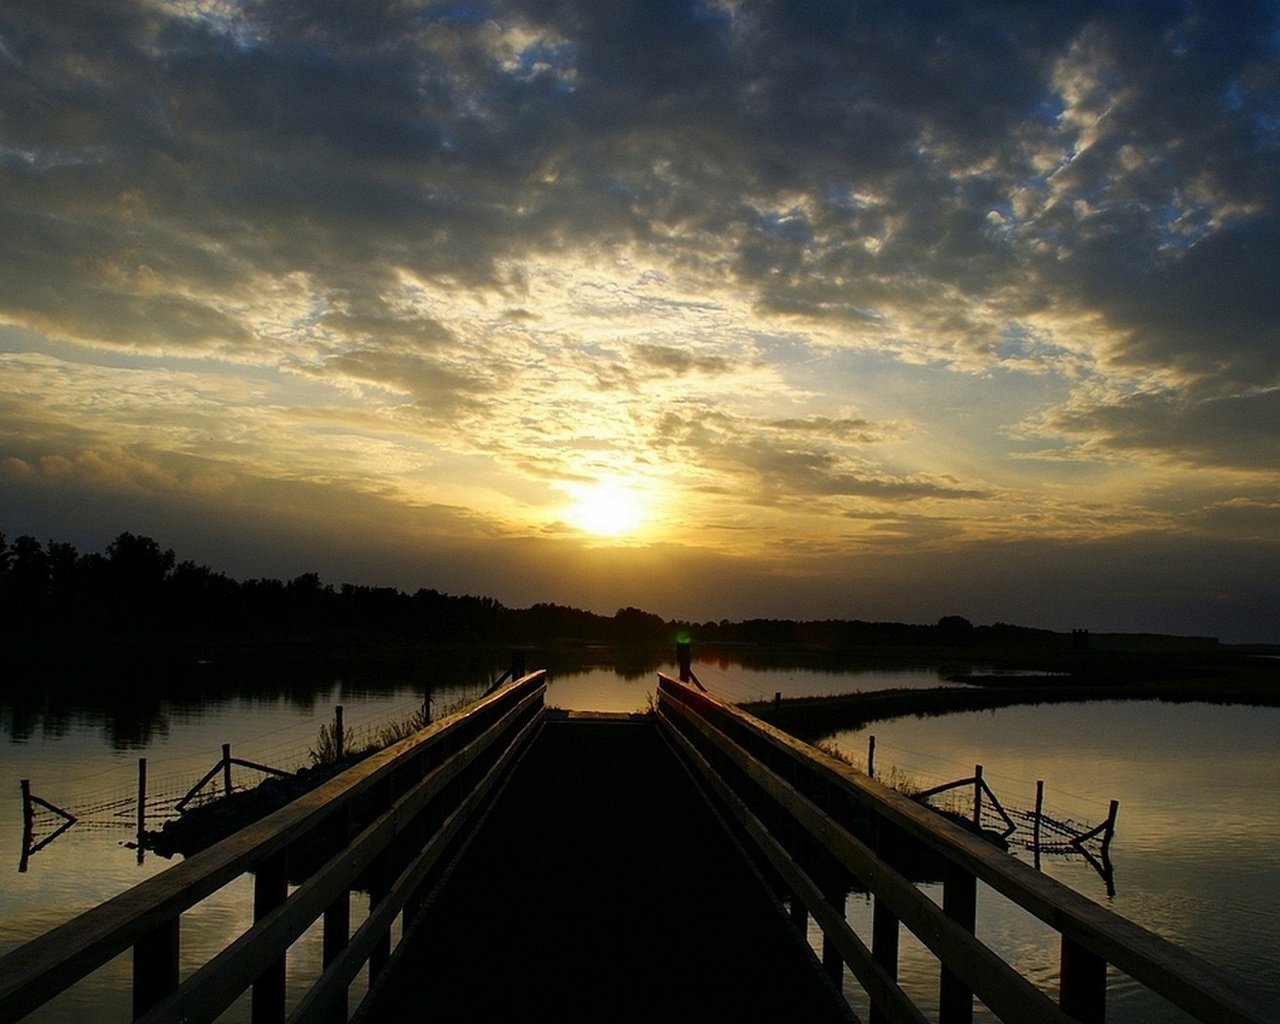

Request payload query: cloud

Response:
[1047,388,1280,470]
[1,1,1278,636]
[633,344,731,376]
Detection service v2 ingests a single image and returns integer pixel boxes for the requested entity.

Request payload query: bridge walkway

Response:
[362,713,853,1022]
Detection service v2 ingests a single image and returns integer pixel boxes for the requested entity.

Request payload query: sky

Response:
[1,1,1278,642]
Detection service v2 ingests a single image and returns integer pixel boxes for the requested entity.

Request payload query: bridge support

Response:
[132,919,178,1019]
[868,820,899,1024]
[253,850,288,1024]
[940,862,977,1024]
[1060,935,1107,1023]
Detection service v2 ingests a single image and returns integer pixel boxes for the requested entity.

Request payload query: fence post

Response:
[334,706,344,762]
[222,743,233,798]
[19,779,33,873]
[972,764,984,829]
[1034,780,1044,870]
[1101,799,1119,857]
[136,758,147,864]
[19,779,33,840]
[510,650,526,680]
[867,735,876,779]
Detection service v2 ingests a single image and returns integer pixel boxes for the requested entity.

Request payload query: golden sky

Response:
[1,1,1278,639]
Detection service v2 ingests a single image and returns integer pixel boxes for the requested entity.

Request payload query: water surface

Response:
[2,660,1274,1022]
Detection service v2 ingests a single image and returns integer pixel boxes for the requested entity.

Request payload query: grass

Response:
[307,695,481,766]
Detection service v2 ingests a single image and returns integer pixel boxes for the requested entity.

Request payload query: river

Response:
[1,656,1275,1022]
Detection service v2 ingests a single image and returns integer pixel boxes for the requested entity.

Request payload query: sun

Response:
[566,481,646,537]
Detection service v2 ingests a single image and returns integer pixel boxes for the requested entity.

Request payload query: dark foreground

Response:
[362,715,852,1023]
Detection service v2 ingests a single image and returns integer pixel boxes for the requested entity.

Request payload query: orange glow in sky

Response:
[1,2,1277,640]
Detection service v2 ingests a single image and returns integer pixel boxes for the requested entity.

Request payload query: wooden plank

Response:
[0,673,545,1024]
[660,689,1077,1024]
[659,709,929,1024]
[130,684,546,1024]
[291,706,543,1024]
[658,675,1277,1024]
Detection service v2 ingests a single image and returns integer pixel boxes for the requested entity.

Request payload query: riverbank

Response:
[742,656,1280,740]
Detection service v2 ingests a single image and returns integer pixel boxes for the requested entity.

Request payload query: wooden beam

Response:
[657,675,1277,1024]
[0,673,546,1024]
[660,688,1076,1024]
[658,707,929,1024]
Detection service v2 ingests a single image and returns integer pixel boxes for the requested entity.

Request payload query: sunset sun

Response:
[566,482,646,538]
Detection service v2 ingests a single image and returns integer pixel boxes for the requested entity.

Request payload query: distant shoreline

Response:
[742,667,1280,740]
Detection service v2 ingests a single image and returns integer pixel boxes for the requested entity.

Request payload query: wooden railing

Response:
[0,671,547,1024]
[655,674,1273,1024]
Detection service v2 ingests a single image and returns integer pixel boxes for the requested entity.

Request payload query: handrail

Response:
[0,670,547,1024]
[655,674,1274,1024]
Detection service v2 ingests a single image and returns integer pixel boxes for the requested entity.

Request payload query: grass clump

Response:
[308,720,357,766]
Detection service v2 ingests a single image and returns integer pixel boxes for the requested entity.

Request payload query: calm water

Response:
[1,660,1275,1022]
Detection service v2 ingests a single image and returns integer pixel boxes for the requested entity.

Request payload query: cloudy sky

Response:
[2,1,1278,640]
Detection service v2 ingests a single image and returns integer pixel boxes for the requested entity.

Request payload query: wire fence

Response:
[687,661,1120,889]
[19,659,1119,887]
[16,684,490,867]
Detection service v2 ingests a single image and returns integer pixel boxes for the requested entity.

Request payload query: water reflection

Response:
[2,654,1276,1024]
[822,700,1280,1021]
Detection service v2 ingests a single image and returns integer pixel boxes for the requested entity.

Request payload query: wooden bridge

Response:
[0,671,1273,1023]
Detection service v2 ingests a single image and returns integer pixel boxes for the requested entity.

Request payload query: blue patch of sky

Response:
[995,325,1077,368]
[1225,75,1280,144]
[506,39,578,91]
[422,4,493,27]
[763,340,1075,457]
[755,208,814,247]
[1031,93,1067,125]
[691,0,733,28]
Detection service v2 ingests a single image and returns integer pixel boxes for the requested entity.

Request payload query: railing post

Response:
[1061,935,1107,1023]
[368,778,395,982]
[222,743,233,799]
[252,850,288,1024]
[133,917,179,1019]
[322,806,351,1024]
[821,880,846,986]
[334,706,344,762]
[939,861,977,1024]
[869,819,900,1024]
[867,734,875,779]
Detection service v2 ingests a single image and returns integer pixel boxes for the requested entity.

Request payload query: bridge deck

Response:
[362,714,852,1022]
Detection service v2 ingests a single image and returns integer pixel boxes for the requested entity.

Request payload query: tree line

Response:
[0,530,1059,649]
[0,531,674,645]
